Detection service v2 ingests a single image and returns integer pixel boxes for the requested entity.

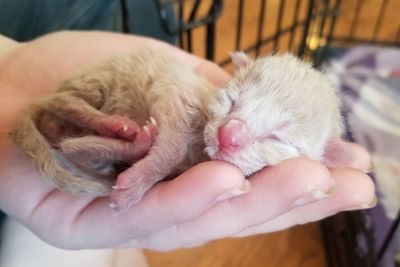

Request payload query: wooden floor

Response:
[145,224,326,267]
[145,0,398,266]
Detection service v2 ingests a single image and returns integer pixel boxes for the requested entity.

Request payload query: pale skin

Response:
[0,31,376,251]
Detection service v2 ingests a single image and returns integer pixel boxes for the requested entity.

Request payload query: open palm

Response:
[0,31,375,251]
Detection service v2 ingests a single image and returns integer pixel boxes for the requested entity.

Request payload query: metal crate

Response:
[151,0,399,66]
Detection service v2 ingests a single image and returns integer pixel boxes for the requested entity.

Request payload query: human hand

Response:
[0,31,375,251]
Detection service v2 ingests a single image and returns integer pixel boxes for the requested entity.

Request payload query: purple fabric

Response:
[324,46,400,267]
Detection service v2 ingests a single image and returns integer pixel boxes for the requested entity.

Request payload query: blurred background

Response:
[0,0,399,267]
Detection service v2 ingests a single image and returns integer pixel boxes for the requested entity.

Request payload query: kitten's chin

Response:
[209,150,230,161]
[205,147,253,176]
[206,145,235,164]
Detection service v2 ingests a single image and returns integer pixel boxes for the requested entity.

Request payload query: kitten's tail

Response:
[9,104,112,196]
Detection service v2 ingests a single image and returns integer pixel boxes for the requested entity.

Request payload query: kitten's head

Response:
[204,52,345,175]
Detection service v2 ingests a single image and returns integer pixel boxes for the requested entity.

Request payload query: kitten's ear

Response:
[231,52,252,71]
[322,138,356,167]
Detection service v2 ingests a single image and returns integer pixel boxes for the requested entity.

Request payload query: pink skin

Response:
[60,123,158,163]
[218,119,250,151]
[217,119,288,153]
[0,32,375,250]
[135,124,158,145]
[322,138,356,167]
[129,159,374,250]
[96,115,159,143]
[97,114,141,141]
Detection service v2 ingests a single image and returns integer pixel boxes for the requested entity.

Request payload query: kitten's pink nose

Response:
[218,119,250,151]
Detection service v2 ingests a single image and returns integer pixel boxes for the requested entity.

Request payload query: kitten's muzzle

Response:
[218,119,250,152]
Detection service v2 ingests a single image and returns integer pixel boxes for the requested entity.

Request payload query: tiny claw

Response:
[143,125,150,135]
[122,125,128,132]
[109,203,117,209]
[113,183,130,190]
[150,117,157,126]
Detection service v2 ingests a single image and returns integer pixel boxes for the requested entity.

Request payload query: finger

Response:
[324,140,372,171]
[131,158,333,250]
[234,167,376,237]
[194,60,230,87]
[61,161,246,248]
[345,142,372,172]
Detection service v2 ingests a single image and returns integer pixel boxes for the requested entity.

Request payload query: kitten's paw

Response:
[134,122,158,147]
[97,115,140,141]
[109,177,151,212]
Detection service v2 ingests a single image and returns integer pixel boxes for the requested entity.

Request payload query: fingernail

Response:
[350,148,357,164]
[343,195,378,211]
[292,189,332,207]
[327,179,337,195]
[216,180,251,201]
[361,195,378,209]
[366,161,375,173]
[292,178,336,207]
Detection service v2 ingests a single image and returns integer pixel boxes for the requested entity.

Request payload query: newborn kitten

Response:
[11,48,352,211]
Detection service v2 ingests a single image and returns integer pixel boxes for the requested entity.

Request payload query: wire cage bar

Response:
[154,0,223,60]
[153,0,399,67]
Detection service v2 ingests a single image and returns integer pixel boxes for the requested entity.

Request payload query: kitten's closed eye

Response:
[260,133,280,142]
[225,90,237,113]
[259,121,289,142]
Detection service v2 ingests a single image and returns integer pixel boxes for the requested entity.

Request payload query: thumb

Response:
[194,60,230,87]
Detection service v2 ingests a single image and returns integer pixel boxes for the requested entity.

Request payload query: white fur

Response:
[204,53,343,175]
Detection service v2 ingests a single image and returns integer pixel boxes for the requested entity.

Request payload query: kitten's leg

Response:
[109,76,197,211]
[110,128,189,211]
[43,69,145,140]
[60,124,158,163]
[44,92,141,141]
